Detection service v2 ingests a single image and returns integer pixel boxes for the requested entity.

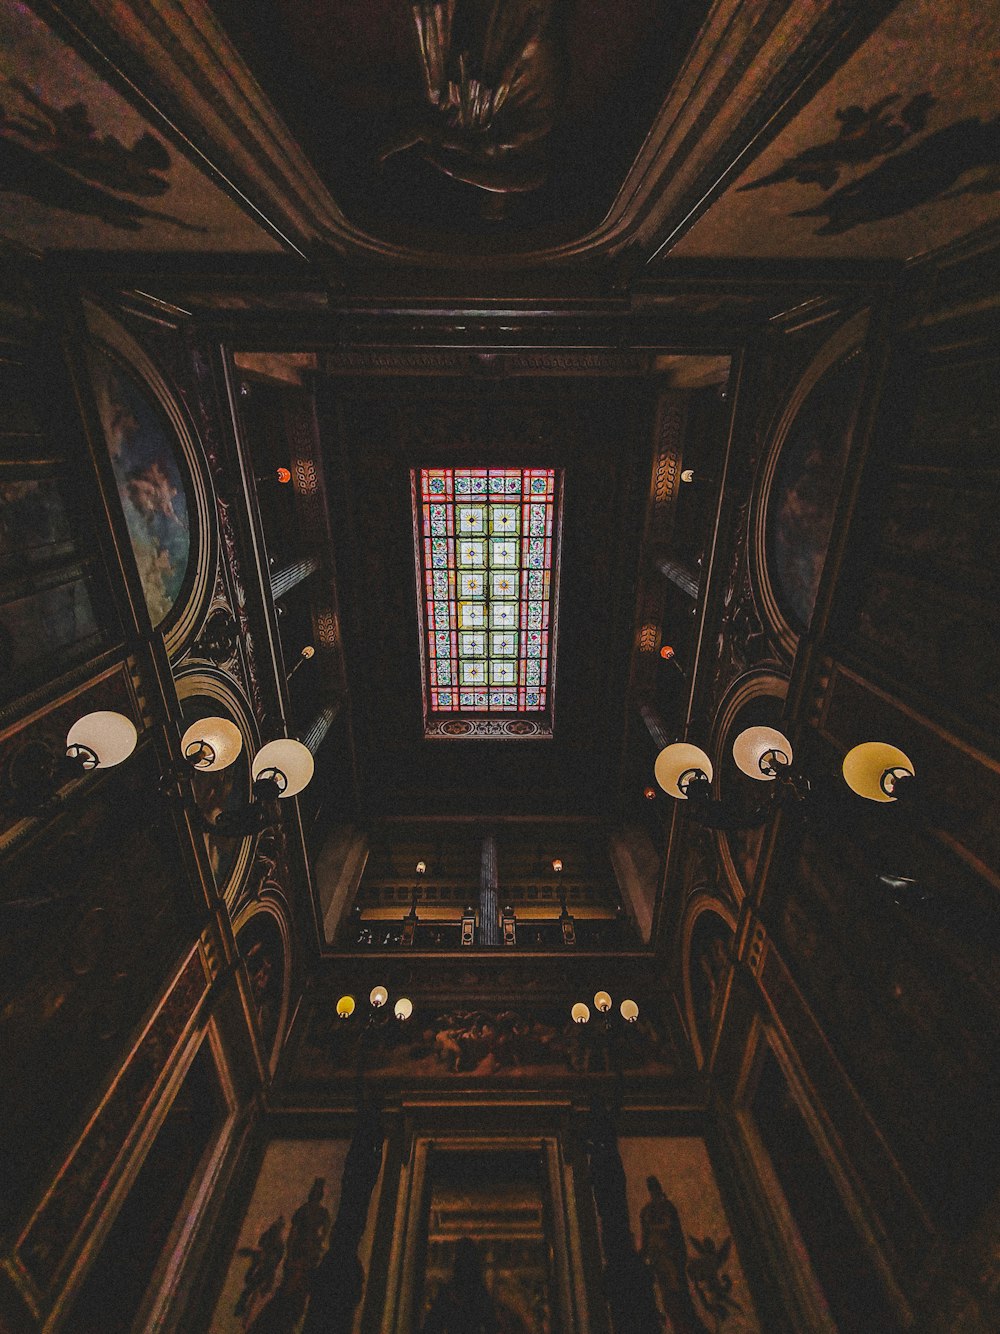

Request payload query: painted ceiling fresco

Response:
[670,0,1000,261]
[0,3,281,253]
[208,0,710,253]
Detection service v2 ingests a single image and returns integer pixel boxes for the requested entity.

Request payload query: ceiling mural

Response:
[670,0,1000,261]
[208,0,710,254]
[0,2,282,252]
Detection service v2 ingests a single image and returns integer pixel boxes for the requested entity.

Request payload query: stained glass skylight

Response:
[414,468,559,734]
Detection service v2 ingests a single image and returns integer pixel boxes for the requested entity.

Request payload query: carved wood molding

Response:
[7,946,209,1309]
[323,349,656,377]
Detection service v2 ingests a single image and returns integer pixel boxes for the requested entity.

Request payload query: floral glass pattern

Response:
[417,468,556,713]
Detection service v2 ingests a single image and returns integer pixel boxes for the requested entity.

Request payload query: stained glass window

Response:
[415,468,557,715]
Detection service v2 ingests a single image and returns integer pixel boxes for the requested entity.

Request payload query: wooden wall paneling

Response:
[732,1018,910,1333]
[827,330,1000,758]
[2,944,209,1321]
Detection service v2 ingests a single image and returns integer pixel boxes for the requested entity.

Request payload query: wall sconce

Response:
[179,717,243,771]
[177,719,314,799]
[251,738,314,800]
[654,729,915,828]
[335,987,414,1028]
[3,710,138,813]
[66,710,138,771]
[286,645,315,684]
[654,742,714,801]
[570,993,639,1025]
[199,735,315,835]
[842,742,915,802]
[551,857,563,873]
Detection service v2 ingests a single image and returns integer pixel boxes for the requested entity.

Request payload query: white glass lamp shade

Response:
[369,985,388,1009]
[571,1002,590,1024]
[394,997,413,1021]
[593,991,612,1013]
[336,994,356,1019]
[654,742,713,799]
[842,742,915,802]
[180,717,243,771]
[251,738,314,797]
[66,711,137,769]
[733,726,793,781]
[620,999,639,1023]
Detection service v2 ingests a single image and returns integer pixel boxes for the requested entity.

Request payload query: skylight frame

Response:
[412,466,563,740]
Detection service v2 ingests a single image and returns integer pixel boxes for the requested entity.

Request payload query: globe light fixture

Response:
[654,742,713,800]
[732,726,793,781]
[594,991,612,1013]
[65,711,138,771]
[842,742,915,803]
[415,860,427,875]
[394,997,414,1021]
[336,994,356,1019]
[551,858,563,873]
[369,985,388,1009]
[620,999,639,1023]
[251,738,314,799]
[180,717,243,772]
[571,1002,590,1024]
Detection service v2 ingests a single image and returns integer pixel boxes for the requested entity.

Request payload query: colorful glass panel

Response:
[418,468,556,713]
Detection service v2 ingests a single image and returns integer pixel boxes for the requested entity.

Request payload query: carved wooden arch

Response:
[749,310,869,660]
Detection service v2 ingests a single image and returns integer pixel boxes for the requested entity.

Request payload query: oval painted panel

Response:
[765,352,863,634]
[90,347,192,628]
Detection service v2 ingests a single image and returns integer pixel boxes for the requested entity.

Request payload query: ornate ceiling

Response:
[5,0,996,276]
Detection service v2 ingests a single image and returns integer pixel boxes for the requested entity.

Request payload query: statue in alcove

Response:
[378,0,563,219]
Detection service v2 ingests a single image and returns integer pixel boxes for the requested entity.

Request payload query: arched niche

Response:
[233,899,292,1076]
[681,895,738,1070]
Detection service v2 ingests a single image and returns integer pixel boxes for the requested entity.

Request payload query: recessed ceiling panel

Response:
[413,467,560,738]
[208,0,710,254]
